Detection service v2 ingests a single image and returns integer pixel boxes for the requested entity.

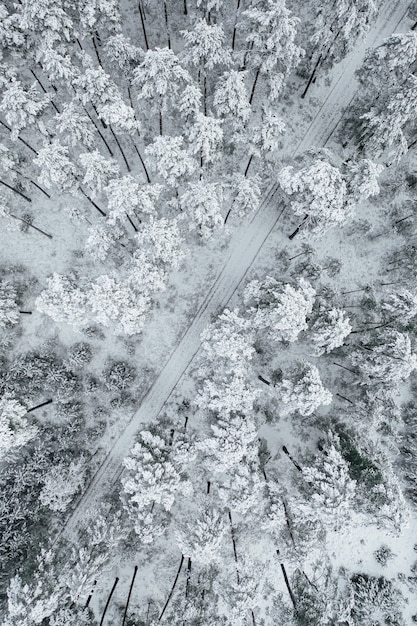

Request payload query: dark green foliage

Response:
[333,425,383,488]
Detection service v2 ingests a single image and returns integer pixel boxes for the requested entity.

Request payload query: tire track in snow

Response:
[56,0,413,543]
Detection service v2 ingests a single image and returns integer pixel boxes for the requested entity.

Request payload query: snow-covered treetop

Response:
[181,19,232,70]
[244,276,315,343]
[278,361,332,416]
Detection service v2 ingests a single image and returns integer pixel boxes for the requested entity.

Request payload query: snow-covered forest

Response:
[1,0,417,623]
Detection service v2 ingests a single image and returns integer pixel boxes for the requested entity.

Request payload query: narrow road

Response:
[57,0,412,542]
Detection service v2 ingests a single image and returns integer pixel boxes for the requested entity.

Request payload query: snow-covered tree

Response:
[34,142,79,193]
[105,177,161,225]
[79,151,119,197]
[134,217,185,269]
[308,307,352,356]
[381,289,417,322]
[53,102,95,149]
[0,74,51,140]
[133,47,191,134]
[344,158,383,203]
[350,330,417,384]
[349,574,405,626]
[251,106,286,154]
[181,19,232,71]
[228,173,261,218]
[89,275,149,336]
[180,181,223,239]
[187,113,223,165]
[0,394,36,456]
[277,361,332,416]
[2,573,60,626]
[145,136,196,186]
[243,276,315,343]
[200,308,254,371]
[195,374,260,418]
[345,32,417,160]
[301,432,356,527]
[121,429,192,543]
[39,458,86,512]
[213,70,251,128]
[278,158,351,238]
[242,0,303,102]
[36,273,89,328]
[0,280,19,328]
[84,222,122,262]
[174,503,228,563]
[196,411,259,471]
[104,33,142,76]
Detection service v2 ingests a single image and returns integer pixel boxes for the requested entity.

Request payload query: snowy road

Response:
[57,0,412,542]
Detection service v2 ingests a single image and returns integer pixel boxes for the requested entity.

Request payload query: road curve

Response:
[56,0,412,542]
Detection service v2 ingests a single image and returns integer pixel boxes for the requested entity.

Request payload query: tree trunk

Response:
[83,107,114,156]
[30,69,60,114]
[257,374,271,386]
[244,153,253,177]
[109,126,131,171]
[228,510,240,584]
[288,214,309,240]
[336,392,355,405]
[27,398,53,412]
[301,54,322,99]
[249,67,260,105]
[159,109,163,136]
[121,566,138,626]
[183,0,188,15]
[412,21,417,30]
[92,36,103,67]
[131,140,151,183]
[0,179,32,203]
[99,578,119,626]
[84,580,97,609]
[282,445,302,472]
[232,0,241,51]
[203,75,207,116]
[163,0,171,49]
[332,362,357,374]
[185,558,192,598]
[19,310,32,314]
[158,555,184,621]
[0,119,38,155]
[9,213,53,238]
[79,187,107,216]
[138,2,149,50]
[279,561,297,609]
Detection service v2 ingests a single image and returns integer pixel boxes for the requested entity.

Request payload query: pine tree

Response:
[278,158,351,238]
[79,151,119,197]
[145,136,197,187]
[0,394,37,456]
[277,361,332,416]
[53,102,95,149]
[34,142,80,193]
[39,458,86,512]
[213,70,251,129]
[133,47,192,135]
[0,73,51,140]
[187,112,224,166]
[243,276,315,343]
[121,429,192,543]
[242,0,303,103]
[308,307,352,356]
[174,503,228,563]
[36,273,89,328]
[180,181,223,239]
[0,280,19,328]
[350,330,417,384]
[345,32,417,160]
